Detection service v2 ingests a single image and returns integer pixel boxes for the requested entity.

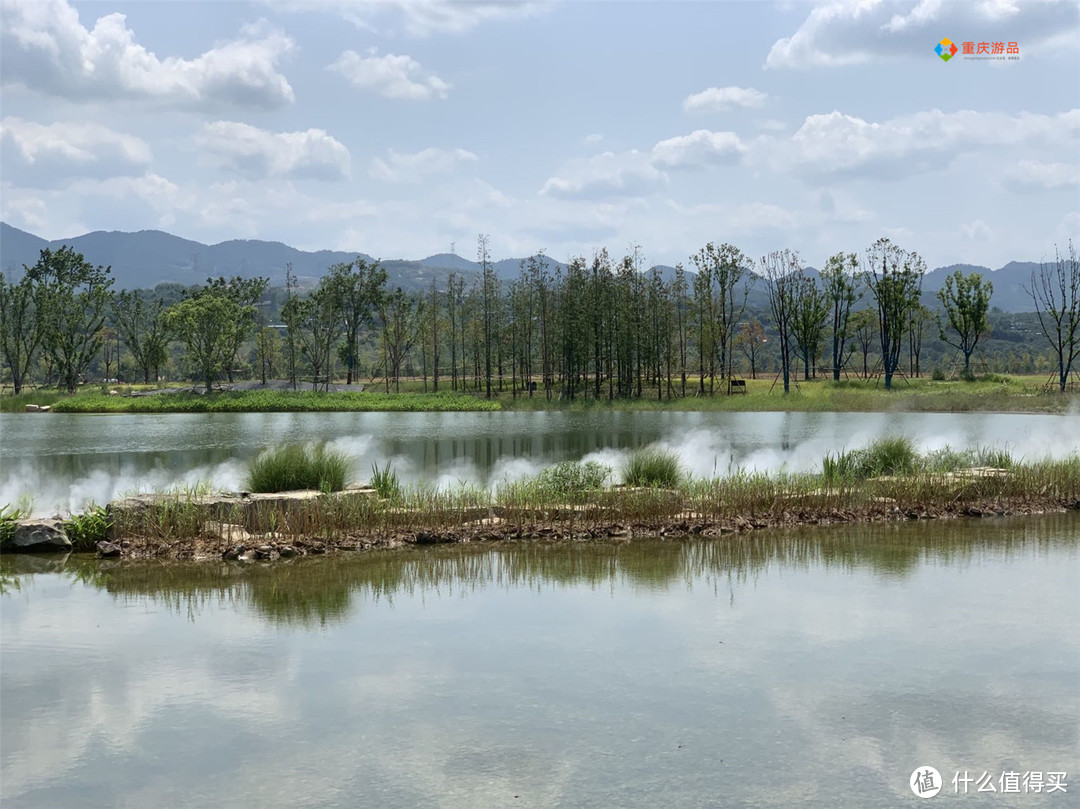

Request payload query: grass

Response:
[63,505,112,551]
[246,443,351,493]
[45,390,501,413]
[4,374,1074,415]
[824,438,1017,482]
[622,449,683,488]
[0,504,26,547]
[370,462,401,500]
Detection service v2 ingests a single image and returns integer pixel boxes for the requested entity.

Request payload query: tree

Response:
[112,290,173,384]
[1027,241,1080,392]
[285,283,342,390]
[865,237,925,389]
[378,287,423,393]
[820,252,861,381]
[478,234,497,398]
[936,270,993,376]
[790,271,829,380]
[324,258,386,385]
[691,242,750,393]
[203,276,268,382]
[908,304,930,378]
[850,308,877,379]
[256,326,281,384]
[761,250,800,393]
[167,292,237,392]
[26,246,115,393]
[735,319,767,379]
[0,273,43,394]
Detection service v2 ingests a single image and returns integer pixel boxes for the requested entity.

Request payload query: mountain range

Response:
[0,222,1045,312]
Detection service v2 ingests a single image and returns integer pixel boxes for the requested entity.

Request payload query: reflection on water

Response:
[2,515,1077,808]
[3,410,1079,515]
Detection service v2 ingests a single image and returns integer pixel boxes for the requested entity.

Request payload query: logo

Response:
[911,766,943,798]
[935,38,958,61]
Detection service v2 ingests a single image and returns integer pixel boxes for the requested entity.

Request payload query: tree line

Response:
[1,238,1077,396]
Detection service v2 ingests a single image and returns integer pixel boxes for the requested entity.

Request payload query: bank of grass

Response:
[47,390,501,413]
[99,445,1080,554]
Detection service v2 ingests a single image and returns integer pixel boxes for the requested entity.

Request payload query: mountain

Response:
[0,222,1048,310]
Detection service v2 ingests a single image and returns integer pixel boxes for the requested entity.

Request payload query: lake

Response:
[1,515,1076,808]
[2,410,1079,515]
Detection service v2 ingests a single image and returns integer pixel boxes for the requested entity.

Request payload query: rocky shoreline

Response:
[6,490,1076,562]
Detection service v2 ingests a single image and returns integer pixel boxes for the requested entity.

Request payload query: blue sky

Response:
[1,0,1077,269]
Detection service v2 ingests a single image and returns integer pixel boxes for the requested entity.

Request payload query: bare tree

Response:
[760,250,800,393]
[1027,241,1080,392]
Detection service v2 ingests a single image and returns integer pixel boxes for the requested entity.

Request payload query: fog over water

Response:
[2,410,1077,516]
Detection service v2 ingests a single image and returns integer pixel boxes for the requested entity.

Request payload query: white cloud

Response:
[1003,160,1080,192]
[683,86,767,113]
[651,130,746,170]
[540,151,667,199]
[759,108,1080,179]
[302,0,543,37]
[583,133,604,146]
[370,147,477,182]
[329,50,450,100]
[960,219,993,242]
[194,122,351,182]
[0,0,295,108]
[767,0,1079,68]
[0,117,151,183]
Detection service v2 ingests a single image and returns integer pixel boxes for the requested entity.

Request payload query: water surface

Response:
[2,514,1077,808]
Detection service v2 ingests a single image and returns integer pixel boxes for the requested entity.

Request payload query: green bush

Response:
[246,443,351,493]
[623,449,683,488]
[64,505,112,551]
[0,504,25,546]
[931,367,946,381]
[533,460,611,495]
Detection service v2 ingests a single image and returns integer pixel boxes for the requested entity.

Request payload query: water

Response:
[3,410,1079,515]
[1,515,1077,808]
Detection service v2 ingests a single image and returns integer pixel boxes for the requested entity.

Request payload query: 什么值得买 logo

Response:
[935,38,958,61]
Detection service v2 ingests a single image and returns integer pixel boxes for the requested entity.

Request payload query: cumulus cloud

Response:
[651,130,746,170]
[1003,159,1080,192]
[759,108,1080,179]
[767,0,1079,68]
[540,150,667,199]
[683,86,767,112]
[0,0,295,108]
[1,117,151,184]
[370,147,477,182]
[329,50,450,100]
[194,122,351,181]
[960,219,993,242]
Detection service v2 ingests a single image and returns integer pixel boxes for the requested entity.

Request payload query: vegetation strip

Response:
[6,444,1073,560]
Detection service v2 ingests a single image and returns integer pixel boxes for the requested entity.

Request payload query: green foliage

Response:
[0,503,26,546]
[370,462,402,500]
[623,448,683,488]
[64,505,112,551]
[246,443,351,493]
[931,367,946,381]
[534,460,611,494]
[922,445,1014,473]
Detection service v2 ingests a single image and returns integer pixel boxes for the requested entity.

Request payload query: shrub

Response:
[623,448,683,488]
[0,504,25,547]
[246,443,351,493]
[64,505,112,551]
[533,460,611,495]
[931,367,946,381]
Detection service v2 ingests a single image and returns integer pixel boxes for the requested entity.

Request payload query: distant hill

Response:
[0,222,1048,310]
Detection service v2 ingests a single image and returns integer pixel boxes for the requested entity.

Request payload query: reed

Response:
[246,443,351,494]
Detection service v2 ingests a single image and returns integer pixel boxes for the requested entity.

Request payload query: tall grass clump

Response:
[623,448,683,488]
[370,462,402,500]
[533,460,611,496]
[823,436,918,481]
[64,504,112,551]
[246,443,351,493]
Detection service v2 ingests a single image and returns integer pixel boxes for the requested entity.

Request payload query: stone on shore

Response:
[2,520,72,553]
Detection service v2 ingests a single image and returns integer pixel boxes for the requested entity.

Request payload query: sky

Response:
[1,0,1078,270]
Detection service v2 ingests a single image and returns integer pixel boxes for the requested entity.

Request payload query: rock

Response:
[24,404,40,412]
[2,519,72,553]
[222,545,245,561]
[237,550,257,562]
[204,522,252,543]
[254,545,274,559]
[95,541,122,558]
[279,546,299,558]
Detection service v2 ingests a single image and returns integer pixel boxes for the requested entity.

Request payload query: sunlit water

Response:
[2,410,1079,515]
[1,515,1077,808]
